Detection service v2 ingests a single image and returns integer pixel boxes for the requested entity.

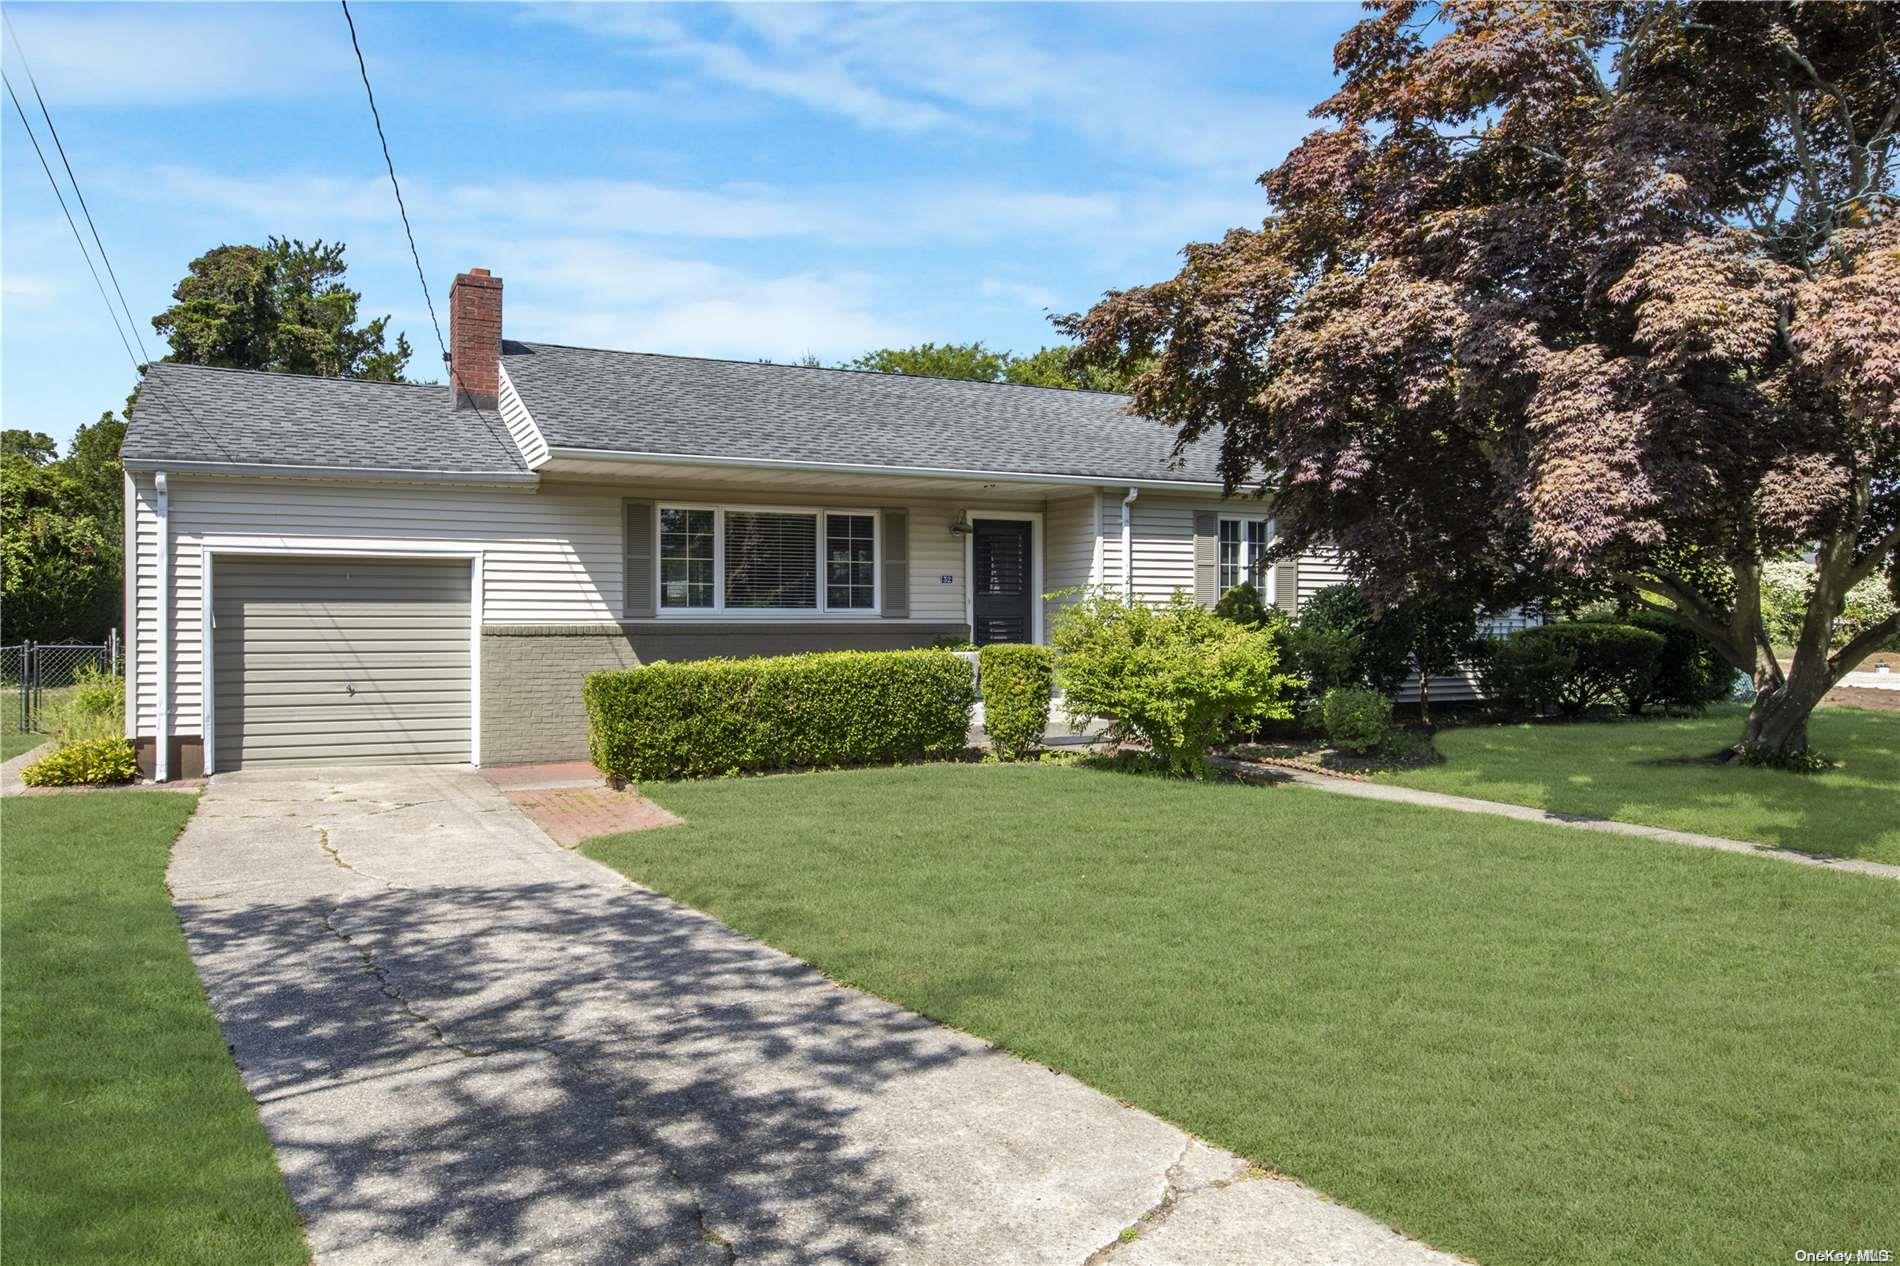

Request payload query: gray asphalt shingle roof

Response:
[122,362,529,477]
[501,341,1220,484]
[121,345,1221,486]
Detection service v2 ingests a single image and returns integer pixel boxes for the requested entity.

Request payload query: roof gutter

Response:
[542,445,1230,492]
[1121,487,1139,605]
[119,458,539,487]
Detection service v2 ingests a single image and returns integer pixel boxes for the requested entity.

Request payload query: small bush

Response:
[585,649,977,781]
[1618,612,1733,714]
[20,737,138,787]
[44,664,126,744]
[1052,592,1300,778]
[1483,622,1665,718]
[1214,582,1279,631]
[1320,686,1393,754]
[978,643,1054,761]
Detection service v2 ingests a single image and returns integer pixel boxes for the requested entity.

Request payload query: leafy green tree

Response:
[841,341,1013,382]
[1,416,125,643]
[1377,596,1484,723]
[2,431,58,465]
[152,237,411,381]
[1067,1,1899,760]
[842,341,1144,392]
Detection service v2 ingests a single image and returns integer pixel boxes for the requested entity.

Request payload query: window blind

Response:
[725,511,817,609]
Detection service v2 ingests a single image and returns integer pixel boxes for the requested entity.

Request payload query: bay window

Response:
[655,504,878,613]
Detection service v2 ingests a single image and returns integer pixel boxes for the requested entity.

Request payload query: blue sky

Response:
[3,2,1354,448]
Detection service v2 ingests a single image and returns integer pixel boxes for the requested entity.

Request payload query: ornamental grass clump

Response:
[1052,592,1300,778]
[978,643,1054,762]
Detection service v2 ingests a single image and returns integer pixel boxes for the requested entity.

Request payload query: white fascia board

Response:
[542,445,1242,493]
[119,458,540,487]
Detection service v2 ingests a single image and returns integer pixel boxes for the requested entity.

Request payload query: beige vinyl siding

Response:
[497,366,549,468]
[1297,545,1352,605]
[130,474,992,738]
[212,557,472,766]
[1042,493,1097,623]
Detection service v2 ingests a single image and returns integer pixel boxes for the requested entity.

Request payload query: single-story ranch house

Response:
[120,267,1376,778]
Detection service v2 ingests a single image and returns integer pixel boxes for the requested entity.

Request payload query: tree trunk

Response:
[1738,681,1818,757]
[1417,662,1431,724]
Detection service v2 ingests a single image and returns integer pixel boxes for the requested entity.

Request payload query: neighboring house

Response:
[120,268,1333,777]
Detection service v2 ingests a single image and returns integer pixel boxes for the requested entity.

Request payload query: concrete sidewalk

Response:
[170,766,1462,1266]
[1216,758,1900,881]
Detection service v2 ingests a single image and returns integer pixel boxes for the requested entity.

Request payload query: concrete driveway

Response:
[170,766,1461,1266]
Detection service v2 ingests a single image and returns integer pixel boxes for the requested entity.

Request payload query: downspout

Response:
[153,471,170,783]
[1120,487,1139,605]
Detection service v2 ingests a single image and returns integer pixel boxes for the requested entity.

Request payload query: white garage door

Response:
[212,556,472,768]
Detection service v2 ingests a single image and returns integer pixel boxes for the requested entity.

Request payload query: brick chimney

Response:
[447,268,502,409]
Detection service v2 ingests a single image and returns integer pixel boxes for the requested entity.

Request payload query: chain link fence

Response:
[1,633,120,737]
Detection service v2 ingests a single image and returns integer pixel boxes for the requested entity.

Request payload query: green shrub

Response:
[19,737,138,787]
[979,643,1054,761]
[1320,686,1393,753]
[585,649,977,781]
[1214,582,1279,631]
[1483,622,1665,718]
[1288,584,1410,697]
[1618,612,1733,714]
[44,664,125,744]
[1052,592,1300,778]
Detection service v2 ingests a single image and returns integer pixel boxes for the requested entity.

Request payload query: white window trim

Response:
[197,542,484,775]
[653,501,882,619]
[1217,514,1276,598]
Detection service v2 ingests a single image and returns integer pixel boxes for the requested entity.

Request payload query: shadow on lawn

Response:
[176,877,958,1265]
[1436,706,1900,860]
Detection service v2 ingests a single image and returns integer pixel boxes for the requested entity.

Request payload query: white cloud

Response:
[979,278,1061,312]
[533,3,1318,178]
[0,6,349,106]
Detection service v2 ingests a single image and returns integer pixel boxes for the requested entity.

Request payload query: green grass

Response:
[588,763,1900,1266]
[2,730,48,760]
[1,793,308,1265]
[1378,703,1900,865]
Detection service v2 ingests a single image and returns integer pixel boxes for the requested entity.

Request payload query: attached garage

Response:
[209,555,475,770]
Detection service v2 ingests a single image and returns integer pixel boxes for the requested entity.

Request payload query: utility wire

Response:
[4,72,142,375]
[4,10,153,365]
[339,0,519,471]
[340,0,448,374]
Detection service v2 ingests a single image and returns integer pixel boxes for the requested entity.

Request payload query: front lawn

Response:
[1379,703,1900,864]
[1,793,307,1265]
[589,764,1899,1266]
[2,730,48,760]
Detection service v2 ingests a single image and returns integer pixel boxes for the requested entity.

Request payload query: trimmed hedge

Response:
[585,649,977,781]
[1619,611,1733,714]
[1483,622,1665,718]
[979,643,1054,761]
[20,737,138,787]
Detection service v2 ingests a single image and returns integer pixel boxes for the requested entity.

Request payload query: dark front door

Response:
[972,518,1033,645]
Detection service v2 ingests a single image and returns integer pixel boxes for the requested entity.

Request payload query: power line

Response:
[3,72,142,375]
[339,0,447,375]
[4,10,153,365]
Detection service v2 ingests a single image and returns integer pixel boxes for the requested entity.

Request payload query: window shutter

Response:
[880,508,909,618]
[623,500,655,618]
[1193,511,1218,607]
[1273,550,1300,615]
